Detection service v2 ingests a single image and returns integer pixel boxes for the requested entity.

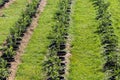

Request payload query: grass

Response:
[0,0,4,6]
[68,0,104,80]
[107,0,120,49]
[0,0,28,45]
[15,0,59,80]
[107,1,120,79]
[1,0,120,80]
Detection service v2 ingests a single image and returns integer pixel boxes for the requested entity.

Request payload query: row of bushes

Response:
[0,0,9,7]
[92,0,120,79]
[0,0,40,79]
[43,0,72,80]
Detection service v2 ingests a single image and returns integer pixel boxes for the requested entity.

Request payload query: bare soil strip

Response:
[64,1,73,79]
[7,0,47,80]
[65,36,71,80]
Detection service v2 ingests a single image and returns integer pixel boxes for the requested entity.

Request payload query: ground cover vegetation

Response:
[43,0,72,80]
[0,0,40,79]
[1,0,120,80]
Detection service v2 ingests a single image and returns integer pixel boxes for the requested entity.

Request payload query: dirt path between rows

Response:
[65,36,72,80]
[7,0,47,80]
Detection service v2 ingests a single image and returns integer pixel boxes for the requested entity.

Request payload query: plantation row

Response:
[0,0,40,79]
[43,0,72,80]
[1,0,120,80]
[0,0,9,7]
[92,0,120,79]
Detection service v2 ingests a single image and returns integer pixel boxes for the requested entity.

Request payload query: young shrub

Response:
[0,58,9,79]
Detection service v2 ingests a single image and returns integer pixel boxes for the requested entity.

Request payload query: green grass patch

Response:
[107,0,120,49]
[0,0,28,45]
[15,0,59,80]
[68,0,104,80]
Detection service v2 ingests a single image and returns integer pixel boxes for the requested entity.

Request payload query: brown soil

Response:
[65,36,72,80]
[7,0,47,80]
[64,1,73,79]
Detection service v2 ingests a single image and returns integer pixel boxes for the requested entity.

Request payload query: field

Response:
[0,0,120,80]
